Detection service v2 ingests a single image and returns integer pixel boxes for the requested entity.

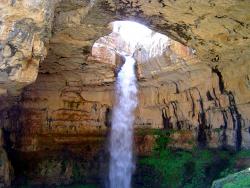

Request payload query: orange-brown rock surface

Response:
[0,0,250,186]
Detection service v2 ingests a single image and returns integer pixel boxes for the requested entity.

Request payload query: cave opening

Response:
[91,20,171,72]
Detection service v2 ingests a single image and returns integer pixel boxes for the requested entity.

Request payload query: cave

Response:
[0,1,250,188]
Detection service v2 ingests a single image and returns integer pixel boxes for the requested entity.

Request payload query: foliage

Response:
[219,149,250,178]
[154,130,173,151]
[16,129,250,188]
[139,131,250,188]
[184,149,214,188]
[140,148,220,188]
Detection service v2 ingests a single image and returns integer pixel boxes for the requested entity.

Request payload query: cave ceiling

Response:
[0,0,249,97]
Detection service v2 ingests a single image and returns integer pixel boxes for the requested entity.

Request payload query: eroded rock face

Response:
[10,0,248,150]
[0,0,61,98]
[0,0,250,186]
[1,0,249,96]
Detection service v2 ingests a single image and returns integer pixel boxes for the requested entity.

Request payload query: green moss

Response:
[212,168,250,188]
[219,149,250,178]
[140,146,223,188]
[187,139,194,145]
[138,132,249,188]
[223,176,250,188]
[140,149,191,187]
[213,128,221,133]
[236,150,250,158]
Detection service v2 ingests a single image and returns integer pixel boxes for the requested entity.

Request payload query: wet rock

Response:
[212,168,250,188]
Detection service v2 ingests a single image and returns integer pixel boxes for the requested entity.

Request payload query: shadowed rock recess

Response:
[0,0,250,187]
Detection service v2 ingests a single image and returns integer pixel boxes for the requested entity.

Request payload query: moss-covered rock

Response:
[211,168,250,188]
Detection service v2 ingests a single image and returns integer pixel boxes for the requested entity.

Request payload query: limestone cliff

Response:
[0,0,250,186]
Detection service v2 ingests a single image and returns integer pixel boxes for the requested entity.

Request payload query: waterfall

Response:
[109,56,138,188]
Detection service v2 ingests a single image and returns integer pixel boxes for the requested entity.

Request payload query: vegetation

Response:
[219,149,250,178]
[16,130,250,188]
[138,130,250,188]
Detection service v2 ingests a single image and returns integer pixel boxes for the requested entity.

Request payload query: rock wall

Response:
[15,58,250,153]
[0,0,250,186]
[0,0,62,97]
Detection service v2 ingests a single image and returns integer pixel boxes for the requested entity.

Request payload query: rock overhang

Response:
[1,0,249,94]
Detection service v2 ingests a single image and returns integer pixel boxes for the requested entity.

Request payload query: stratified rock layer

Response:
[0,0,250,186]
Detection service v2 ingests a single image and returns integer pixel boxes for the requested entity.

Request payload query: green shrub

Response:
[140,146,220,187]
[139,131,249,188]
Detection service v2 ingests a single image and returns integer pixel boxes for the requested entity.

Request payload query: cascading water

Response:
[109,56,138,188]
[105,21,170,188]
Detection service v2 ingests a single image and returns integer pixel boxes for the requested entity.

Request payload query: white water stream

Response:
[109,56,138,188]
